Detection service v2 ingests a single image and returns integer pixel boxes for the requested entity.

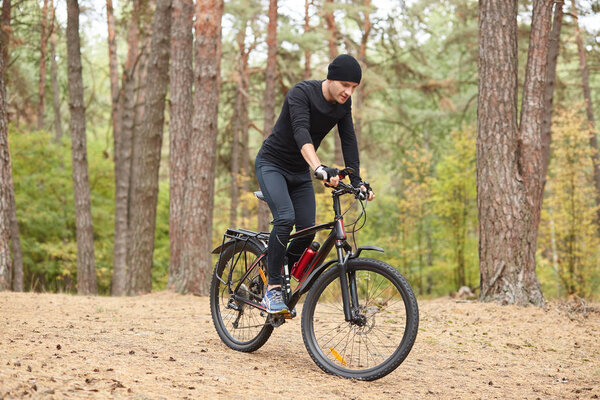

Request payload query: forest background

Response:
[1,0,599,300]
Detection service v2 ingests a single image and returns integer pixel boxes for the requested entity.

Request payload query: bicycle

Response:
[209,169,419,381]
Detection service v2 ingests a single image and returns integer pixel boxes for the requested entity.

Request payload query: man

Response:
[254,54,374,314]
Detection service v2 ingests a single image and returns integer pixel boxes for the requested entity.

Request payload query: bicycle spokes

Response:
[311,269,408,370]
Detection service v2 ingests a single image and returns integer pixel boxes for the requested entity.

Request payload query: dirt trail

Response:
[1,292,599,399]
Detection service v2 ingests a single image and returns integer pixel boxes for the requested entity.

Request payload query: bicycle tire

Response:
[210,240,274,352]
[301,258,419,381]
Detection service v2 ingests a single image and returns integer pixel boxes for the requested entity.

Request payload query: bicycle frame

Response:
[215,185,383,323]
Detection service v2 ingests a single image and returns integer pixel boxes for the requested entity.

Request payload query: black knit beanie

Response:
[327,54,362,84]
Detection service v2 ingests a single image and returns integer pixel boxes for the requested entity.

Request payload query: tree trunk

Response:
[111,0,141,296]
[324,0,343,166]
[66,0,97,295]
[258,0,277,233]
[477,0,551,306]
[0,37,13,290]
[304,0,311,80]
[127,0,172,295]
[106,0,120,151]
[1,0,22,292]
[540,1,564,184]
[229,25,246,229]
[50,0,62,141]
[177,0,223,294]
[38,0,49,130]
[168,0,193,290]
[1,0,10,76]
[354,0,371,147]
[571,0,600,228]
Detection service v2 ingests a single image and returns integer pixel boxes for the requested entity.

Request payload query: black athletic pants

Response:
[255,153,316,285]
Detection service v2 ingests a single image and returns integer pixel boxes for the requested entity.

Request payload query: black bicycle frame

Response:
[222,190,362,322]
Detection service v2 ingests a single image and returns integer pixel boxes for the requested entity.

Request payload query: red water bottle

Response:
[291,242,320,280]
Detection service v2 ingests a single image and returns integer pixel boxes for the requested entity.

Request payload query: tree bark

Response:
[230,24,247,229]
[571,0,600,228]
[0,35,13,291]
[1,0,10,76]
[50,0,62,141]
[66,0,97,295]
[168,0,193,291]
[106,0,120,150]
[177,0,223,294]
[478,0,551,306]
[258,0,277,233]
[324,0,343,167]
[540,1,564,184]
[1,0,22,292]
[304,0,311,80]
[38,0,49,130]
[354,0,371,147]
[111,0,141,296]
[127,0,172,295]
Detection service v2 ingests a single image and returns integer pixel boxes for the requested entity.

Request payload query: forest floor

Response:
[1,291,599,400]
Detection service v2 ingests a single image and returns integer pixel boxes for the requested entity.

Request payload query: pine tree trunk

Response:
[106,0,120,151]
[324,0,343,167]
[229,26,246,229]
[354,0,371,148]
[0,39,13,291]
[111,0,141,296]
[478,0,551,306]
[258,0,277,233]
[540,1,563,184]
[571,0,600,228]
[127,0,172,295]
[38,0,49,130]
[177,0,223,294]
[239,53,250,225]
[66,0,97,295]
[50,0,62,141]
[1,0,10,76]
[168,0,193,291]
[304,0,311,80]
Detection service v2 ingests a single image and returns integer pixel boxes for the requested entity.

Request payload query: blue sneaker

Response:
[260,288,289,314]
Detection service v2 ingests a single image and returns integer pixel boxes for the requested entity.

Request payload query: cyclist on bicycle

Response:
[255,54,375,314]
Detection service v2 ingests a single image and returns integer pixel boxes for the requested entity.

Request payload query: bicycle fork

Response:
[337,243,360,323]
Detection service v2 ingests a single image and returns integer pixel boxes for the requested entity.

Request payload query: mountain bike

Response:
[209,169,419,381]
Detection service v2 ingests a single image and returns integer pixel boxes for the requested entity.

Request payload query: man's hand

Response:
[314,165,340,187]
[360,185,375,201]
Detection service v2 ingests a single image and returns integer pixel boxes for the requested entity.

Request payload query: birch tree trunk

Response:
[66,0,97,295]
[177,0,223,294]
[168,0,193,291]
[478,0,551,306]
[258,0,277,233]
[127,0,172,295]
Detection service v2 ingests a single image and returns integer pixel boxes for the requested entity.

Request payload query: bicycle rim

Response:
[302,259,418,380]
[211,242,273,349]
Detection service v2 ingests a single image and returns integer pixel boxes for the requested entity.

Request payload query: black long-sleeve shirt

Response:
[259,80,361,186]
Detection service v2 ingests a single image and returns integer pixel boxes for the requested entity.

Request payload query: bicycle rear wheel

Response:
[210,240,273,352]
[301,258,419,381]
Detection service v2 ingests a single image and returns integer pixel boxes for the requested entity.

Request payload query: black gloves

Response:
[314,165,340,182]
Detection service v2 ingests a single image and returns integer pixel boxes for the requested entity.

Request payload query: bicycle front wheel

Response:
[301,258,419,381]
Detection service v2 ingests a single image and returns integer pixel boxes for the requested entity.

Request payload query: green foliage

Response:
[538,108,600,299]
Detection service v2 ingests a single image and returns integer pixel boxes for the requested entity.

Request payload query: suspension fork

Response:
[337,242,357,322]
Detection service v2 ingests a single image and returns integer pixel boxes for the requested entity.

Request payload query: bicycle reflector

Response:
[329,347,347,366]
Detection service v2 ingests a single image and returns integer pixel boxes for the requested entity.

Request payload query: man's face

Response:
[328,80,359,104]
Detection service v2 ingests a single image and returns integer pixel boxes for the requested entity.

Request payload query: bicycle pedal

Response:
[282,310,297,319]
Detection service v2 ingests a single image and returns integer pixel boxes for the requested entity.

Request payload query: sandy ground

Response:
[1,291,599,400]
